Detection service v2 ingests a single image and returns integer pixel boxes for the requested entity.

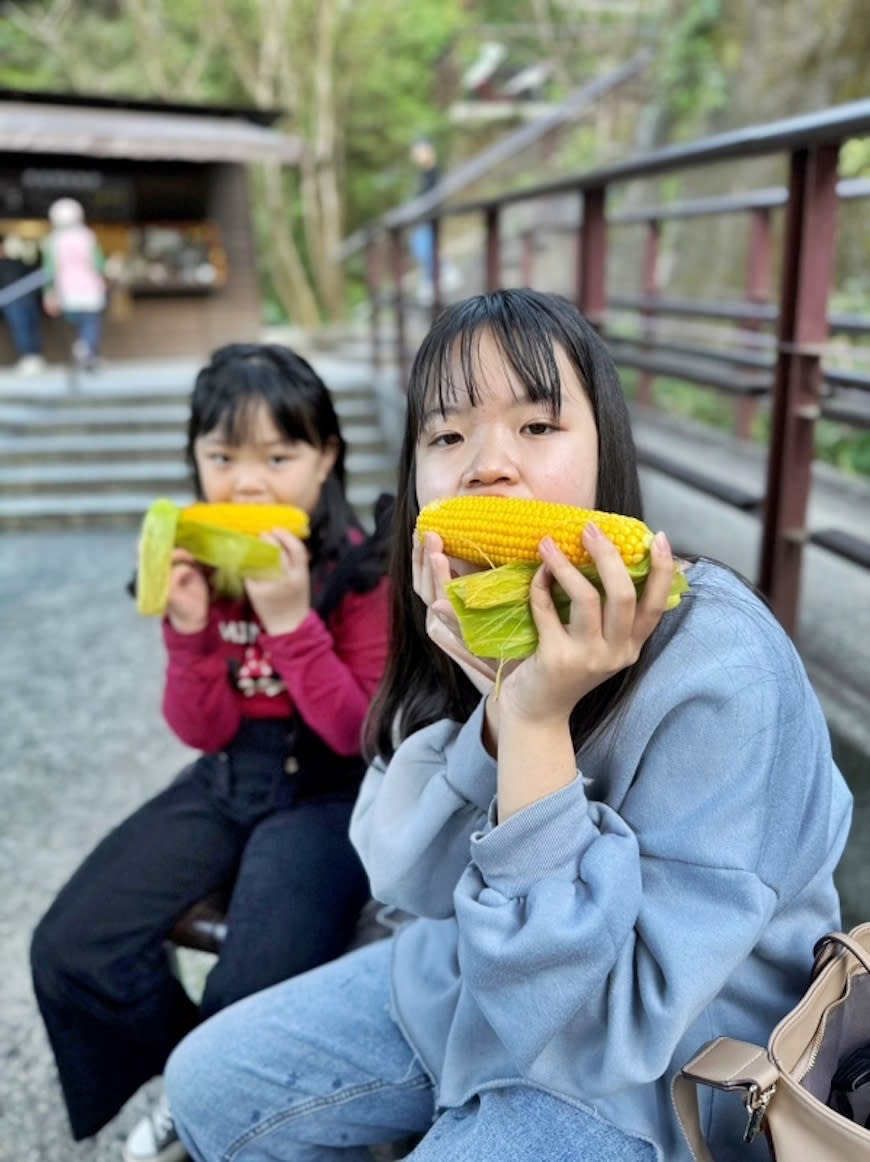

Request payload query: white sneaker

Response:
[15,354,46,376]
[122,1091,187,1162]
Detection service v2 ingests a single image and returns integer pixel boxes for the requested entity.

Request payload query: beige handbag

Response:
[673,923,870,1160]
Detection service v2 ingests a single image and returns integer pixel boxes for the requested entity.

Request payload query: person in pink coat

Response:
[42,197,107,370]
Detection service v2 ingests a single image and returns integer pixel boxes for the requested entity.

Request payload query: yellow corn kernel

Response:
[181,502,310,540]
[416,496,652,569]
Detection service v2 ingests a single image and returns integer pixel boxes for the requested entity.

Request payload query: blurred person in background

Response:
[409,138,440,304]
[0,232,45,375]
[42,197,107,371]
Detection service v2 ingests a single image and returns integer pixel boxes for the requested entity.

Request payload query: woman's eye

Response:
[428,431,462,448]
[524,420,559,436]
[208,453,231,465]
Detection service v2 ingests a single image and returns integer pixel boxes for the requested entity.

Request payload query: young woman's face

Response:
[415,330,599,515]
[194,400,337,513]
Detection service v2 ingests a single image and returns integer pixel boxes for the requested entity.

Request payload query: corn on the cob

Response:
[415,496,689,669]
[136,500,310,616]
[181,503,310,540]
[416,496,652,570]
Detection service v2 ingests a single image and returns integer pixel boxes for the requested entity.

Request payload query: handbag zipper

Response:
[743,1081,777,1142]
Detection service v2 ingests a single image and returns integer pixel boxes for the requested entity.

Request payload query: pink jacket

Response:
[45,224,106,311]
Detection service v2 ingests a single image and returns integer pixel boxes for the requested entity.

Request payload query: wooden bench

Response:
[636,445,765,512]
[167,892,407,957]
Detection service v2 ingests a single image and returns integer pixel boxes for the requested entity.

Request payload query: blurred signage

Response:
[1,168,135,221]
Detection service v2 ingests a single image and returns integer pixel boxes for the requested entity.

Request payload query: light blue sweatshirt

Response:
[350,561,853,1160]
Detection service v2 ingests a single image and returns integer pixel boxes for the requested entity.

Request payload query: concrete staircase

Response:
[0,356,397,531]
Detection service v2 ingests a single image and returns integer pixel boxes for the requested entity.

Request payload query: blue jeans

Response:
[2,292,42,356]
[31,720,369,1139]
[64,309,103,357]
[410,224,435,284]
[166,939,657,1161]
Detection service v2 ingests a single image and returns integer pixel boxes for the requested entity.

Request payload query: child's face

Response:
[415,330,599,517]
[194,400,337,514]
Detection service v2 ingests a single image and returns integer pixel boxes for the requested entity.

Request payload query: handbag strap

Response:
[673,1037,779,1162]
[812,930,870,978]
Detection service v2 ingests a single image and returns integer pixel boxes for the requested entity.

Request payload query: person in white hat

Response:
[42,197,107,370]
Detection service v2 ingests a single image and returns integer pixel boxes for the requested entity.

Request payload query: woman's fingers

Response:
[412,531,450,607]
[535,525,672,653]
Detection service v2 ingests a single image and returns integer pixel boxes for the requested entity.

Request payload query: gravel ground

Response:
[0,530,199,1161]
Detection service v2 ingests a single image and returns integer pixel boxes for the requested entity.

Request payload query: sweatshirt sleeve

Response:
[449,595,848,1093]
[260,577,390,756]
[350,699,497,917]
[161,619,242,751]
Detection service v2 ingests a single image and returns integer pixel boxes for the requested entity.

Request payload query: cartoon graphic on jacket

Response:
[162,581,389,755]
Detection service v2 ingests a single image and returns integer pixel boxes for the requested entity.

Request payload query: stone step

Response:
[0,421,389,465]
[0,394,380,435]
[0,449,396,497]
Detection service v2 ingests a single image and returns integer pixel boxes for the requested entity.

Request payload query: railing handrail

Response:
[347,98,870,236]
[0,267,47,309]
[346,95,870,633]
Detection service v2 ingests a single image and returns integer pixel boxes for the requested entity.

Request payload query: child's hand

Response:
[244,528,311,635]
[497,524,674,724]
[165,548,211,634]
[413,532,500,697]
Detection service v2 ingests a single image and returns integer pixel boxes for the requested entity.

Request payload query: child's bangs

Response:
[198,360,319,447]
[413,305,565,425]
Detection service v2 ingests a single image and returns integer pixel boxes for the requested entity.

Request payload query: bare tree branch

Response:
[120,0,170,92]
[255,162,322,328]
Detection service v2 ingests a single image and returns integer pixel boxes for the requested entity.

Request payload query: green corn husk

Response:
[174,516,283,598]
[136,498,180,616]
[137,499,285,615]
[446,559,690,661]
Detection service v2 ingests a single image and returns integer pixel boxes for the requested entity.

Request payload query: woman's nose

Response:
[461,435,518,487]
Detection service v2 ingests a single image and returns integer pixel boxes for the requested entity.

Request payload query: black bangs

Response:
[186,343,348,499]
[409,291,567,432]
[192,355,321,449]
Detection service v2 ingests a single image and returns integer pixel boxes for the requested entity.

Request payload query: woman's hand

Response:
[494,524,675,821]
[498,523,675,724]
[245,528,312,636]
[413,531,500,697]
[165,548,211,634]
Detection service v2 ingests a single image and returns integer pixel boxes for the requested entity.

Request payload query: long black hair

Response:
[368,288,652,761]
[187,343,374,592]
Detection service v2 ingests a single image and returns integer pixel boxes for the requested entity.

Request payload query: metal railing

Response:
[344,99,870,635]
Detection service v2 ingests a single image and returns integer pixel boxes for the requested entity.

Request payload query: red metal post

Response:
[577,186,606,329]
[390,227,409,392]
[364,232,381,373]
[759,144,840,633]
[485,207,501,292]
[638,219,660,407]
[736,207,773,439]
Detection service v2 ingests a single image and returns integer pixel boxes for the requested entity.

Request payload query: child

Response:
[163,291,852,1161]
[30,344,392,1162]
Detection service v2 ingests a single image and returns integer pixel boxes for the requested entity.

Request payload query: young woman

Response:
[164,291,851,1161]
[30,344,391,1162]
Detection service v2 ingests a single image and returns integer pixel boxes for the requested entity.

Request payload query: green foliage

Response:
[655,0,729,135]
[337,0,467,232]
[840,136,870,179]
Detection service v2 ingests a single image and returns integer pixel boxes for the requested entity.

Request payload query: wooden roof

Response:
[0,98,302,164]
